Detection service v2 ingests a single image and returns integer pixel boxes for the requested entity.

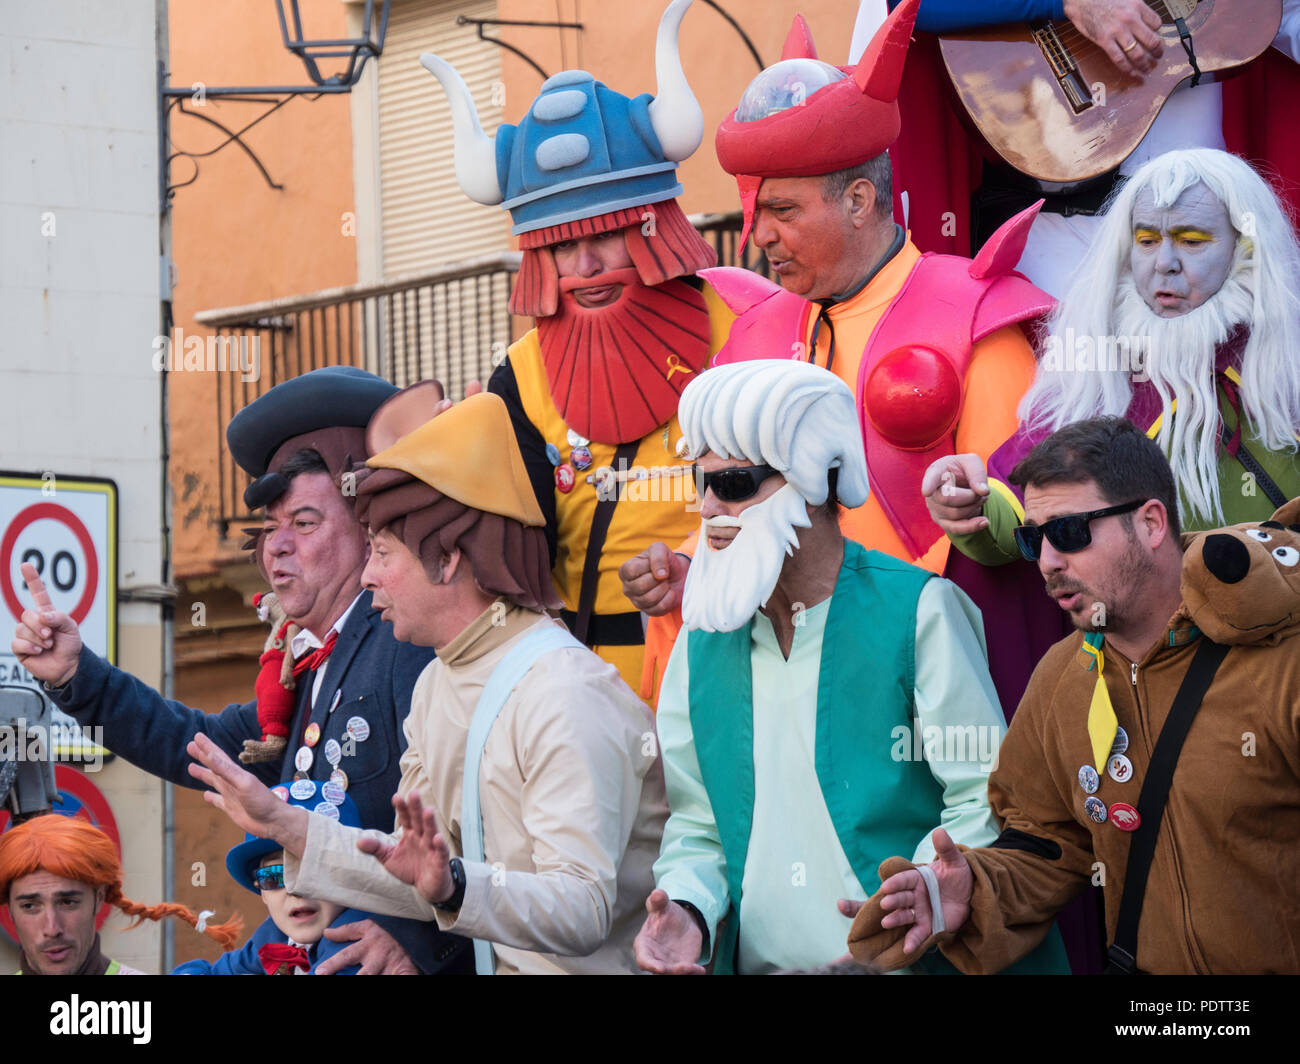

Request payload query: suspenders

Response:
[459,625,583,975]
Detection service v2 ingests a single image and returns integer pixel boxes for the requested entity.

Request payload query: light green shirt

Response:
[654,578,1006,973]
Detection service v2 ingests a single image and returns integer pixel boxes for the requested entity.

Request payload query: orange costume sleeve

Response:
[638,529,697,708]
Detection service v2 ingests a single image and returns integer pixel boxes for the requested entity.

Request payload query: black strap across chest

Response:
[571,439,641,646]
[1105,637,1230,974]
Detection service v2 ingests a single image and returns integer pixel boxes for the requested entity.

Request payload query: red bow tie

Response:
[292,630,338,677]
[259,942,311,975]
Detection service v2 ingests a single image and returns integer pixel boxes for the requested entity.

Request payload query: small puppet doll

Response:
[239,591,301,765]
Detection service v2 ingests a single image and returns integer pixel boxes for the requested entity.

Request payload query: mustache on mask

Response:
[556,267,641,294]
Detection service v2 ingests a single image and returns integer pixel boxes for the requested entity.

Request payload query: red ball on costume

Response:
[863,345,963,451]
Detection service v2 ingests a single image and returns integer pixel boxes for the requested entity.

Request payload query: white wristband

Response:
[916,864,946,934]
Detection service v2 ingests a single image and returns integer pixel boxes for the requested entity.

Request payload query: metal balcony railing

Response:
[197,251,520,538]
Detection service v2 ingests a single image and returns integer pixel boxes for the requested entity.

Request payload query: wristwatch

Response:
[675,899,710,955]
[434,857,467,912]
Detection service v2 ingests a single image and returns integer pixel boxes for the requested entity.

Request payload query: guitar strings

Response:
[1050,0,1178,52]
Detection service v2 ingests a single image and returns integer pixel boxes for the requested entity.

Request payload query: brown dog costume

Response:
[849,499,1300,974]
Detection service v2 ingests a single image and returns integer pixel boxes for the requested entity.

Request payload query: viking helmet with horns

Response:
[421,0,704,236]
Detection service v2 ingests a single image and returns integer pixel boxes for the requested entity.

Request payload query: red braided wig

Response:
[0,814,242,950]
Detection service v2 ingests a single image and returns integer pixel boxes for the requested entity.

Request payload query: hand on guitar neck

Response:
[939,0,1281,182]
[1064,0,1164,76]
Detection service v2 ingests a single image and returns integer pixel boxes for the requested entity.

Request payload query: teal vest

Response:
[687,539,1070,975]
[688,541,947,973]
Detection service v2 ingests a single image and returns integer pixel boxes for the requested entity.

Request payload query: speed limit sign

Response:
[0,473,117,665]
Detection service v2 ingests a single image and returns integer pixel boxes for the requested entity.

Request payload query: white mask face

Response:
[1129,183,1237,319]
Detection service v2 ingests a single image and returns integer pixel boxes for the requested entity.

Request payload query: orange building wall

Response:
[168,0,358,580]
[495,0,869,217]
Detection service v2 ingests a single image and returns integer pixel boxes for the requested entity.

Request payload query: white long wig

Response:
[1020,149,1300,524]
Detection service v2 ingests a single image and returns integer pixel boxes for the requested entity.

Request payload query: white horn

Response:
[647,0,703,163]
[420,53,504,205]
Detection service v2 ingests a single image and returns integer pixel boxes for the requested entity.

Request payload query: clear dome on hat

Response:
[735,59,847,122]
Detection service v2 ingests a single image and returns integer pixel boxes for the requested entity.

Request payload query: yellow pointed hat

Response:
[365,392,546,527]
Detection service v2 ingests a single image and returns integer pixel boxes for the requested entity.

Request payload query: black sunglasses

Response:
[253,864,286,891]
[1014,500,1146,562]
[693,463,782,503]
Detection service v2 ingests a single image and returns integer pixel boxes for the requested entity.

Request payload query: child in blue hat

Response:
[173,785,372,975]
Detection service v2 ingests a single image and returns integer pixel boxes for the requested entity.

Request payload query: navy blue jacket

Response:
[51,590,471,975]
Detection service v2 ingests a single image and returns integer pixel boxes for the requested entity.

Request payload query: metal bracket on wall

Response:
[162,92,304,203]
[699,0,764,72]
[456,16,585,82]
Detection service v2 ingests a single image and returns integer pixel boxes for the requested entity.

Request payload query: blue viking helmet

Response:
[420,0,703,236]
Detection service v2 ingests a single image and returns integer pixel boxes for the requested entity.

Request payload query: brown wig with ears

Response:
[352,465,558,613]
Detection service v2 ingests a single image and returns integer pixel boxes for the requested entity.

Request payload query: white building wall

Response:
[0,0,167,973]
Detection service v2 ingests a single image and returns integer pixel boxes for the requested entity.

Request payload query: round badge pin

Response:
[345,716,370,743]
[271,786,290,802]
[566,428,589,449]
[314,801,340,820]
[304,722,321,747]
[571,445,593,472]
[324,738,342,767]
[1107,753,1133,784]
[294,746,313,772]
[329,768,349,791]
[1084,796,1108,824]
[1110,726,1129,756]
[1077,765,1100,795]
[322,781,346,806]
[545,442,561,467]
[290,779,317,801]
[1108,802,1141,831]
[555,464,576,494]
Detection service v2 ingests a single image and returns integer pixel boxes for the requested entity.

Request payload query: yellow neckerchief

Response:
[1080,633,1117,772]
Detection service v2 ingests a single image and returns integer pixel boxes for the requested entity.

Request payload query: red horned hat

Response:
[714,0,920,247]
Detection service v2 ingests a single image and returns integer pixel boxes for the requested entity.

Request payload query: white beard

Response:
[681,483,811,633]
[1112,271,1254,525]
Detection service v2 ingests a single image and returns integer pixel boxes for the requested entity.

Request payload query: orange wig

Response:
[0,814,242,950]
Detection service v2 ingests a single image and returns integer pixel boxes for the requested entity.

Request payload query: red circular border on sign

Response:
[0,502,99,626]
[0,766,122,943]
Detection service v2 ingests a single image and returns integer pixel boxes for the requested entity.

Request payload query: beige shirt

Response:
[286,603,667,974]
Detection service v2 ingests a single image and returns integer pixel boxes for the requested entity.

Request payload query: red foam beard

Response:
[537,268,710,444]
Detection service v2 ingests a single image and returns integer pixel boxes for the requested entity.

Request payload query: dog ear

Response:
[365,381,446,456]
[1269,496,1300,530]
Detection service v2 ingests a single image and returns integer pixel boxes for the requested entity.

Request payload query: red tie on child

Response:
[258,942,311,975]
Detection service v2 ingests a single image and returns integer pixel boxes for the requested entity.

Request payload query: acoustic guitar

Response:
[938,0,1282,183]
